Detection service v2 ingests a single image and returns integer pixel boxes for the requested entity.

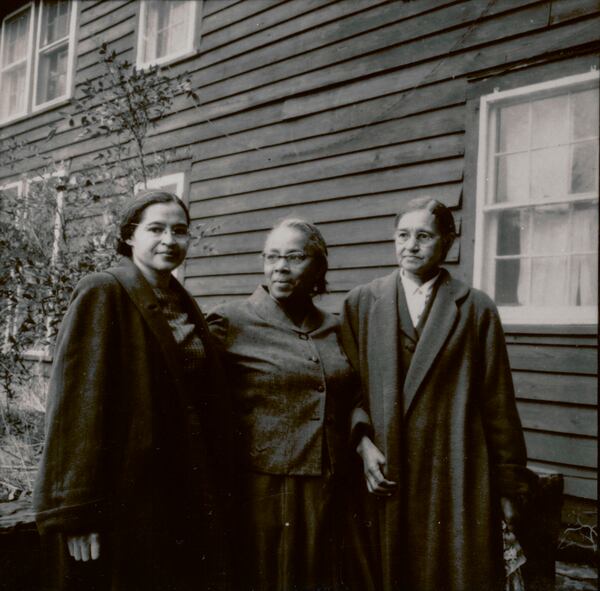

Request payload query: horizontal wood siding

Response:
[1,0,597,499]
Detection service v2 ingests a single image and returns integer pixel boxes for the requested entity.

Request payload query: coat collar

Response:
[105,258,186,389]
[249,285,325,333]
[403,268,469,414]
[368,268,470,416]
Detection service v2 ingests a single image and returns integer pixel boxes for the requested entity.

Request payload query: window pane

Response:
[497,209,526,256]
[142,0,191,62]
[495,153,529,203]
[571,201,598,253]
[40,0,70,47]
[1,64,26,118]
[530,146,568,200]
[495,258,524,305]
[570,141,599,194]
[571,88,599,140]
[2,8,30,66]
[531,95,568,147]
[569,255,597,306]
[36,44,68,104]
[530,204,569,255]
[530,256,568,306]
[498,103,529,152]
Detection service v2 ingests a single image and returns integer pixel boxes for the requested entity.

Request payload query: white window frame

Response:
[0,3,35,122]
[0,0,77,125]
[135,172,188,281]
[136,0,200,69]
[473,70,599,325]
[32,0,78,113]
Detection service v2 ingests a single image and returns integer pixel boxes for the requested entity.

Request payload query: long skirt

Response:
[236,470,338,591]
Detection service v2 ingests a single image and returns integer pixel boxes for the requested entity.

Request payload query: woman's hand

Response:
[356,436,398,496]
[67,533,101,561]
[501,496,517,529]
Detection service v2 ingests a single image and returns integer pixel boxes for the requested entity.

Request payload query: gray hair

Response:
[266,218,328,295]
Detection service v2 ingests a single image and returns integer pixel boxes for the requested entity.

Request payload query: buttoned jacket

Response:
[208,286,358,476]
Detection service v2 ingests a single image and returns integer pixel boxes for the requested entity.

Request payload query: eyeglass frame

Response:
[394,229,438,246]
[261,252,312,265]
[130,223,192,240]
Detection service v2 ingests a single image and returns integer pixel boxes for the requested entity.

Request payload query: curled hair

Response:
[266,218,329,296]
[394,196,456,257]
[116,190,190,257]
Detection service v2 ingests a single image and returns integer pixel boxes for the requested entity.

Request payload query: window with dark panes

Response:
[474,72,598,324]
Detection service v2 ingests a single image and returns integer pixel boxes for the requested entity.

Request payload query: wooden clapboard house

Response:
[0,0,597,519]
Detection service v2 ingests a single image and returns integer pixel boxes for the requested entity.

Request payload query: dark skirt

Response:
[236,471,338,591]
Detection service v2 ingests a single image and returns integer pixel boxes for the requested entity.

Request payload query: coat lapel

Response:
[106,259,186,389]
[371,271,402,424]
[403,270,468,415]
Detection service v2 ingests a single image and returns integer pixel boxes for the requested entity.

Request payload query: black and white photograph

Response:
[0,1,598,590]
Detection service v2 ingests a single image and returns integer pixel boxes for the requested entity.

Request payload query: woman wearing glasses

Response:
[207,218,358,591]
[341,197,533,591]
[34,191,231,591]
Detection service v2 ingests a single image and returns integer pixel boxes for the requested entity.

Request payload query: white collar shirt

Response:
[400,269,440,328]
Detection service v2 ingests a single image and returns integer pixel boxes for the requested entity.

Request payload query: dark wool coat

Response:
[34,258,232,591]
[341,268,533,591]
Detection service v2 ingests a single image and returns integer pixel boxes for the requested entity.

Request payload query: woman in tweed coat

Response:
[208,218,358,591]
[34,191,232,591]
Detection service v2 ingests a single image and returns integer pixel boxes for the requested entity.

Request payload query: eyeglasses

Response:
[394,230,437,246]
[135,224,191,241]
[261,252,311,265]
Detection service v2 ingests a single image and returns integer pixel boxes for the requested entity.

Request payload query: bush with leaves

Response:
[0,42,200,498]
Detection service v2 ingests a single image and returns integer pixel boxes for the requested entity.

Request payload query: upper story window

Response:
[0,1,77,124]
[474,71,599,325]
[137,0,199,68]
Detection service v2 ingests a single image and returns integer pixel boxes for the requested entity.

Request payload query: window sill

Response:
[136,48,200,72]
[0,95,72,128]
[503,324,597,336]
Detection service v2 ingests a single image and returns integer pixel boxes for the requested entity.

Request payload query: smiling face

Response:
[394,209,447,283]
[263,226,323,302]
[126,202,190,285]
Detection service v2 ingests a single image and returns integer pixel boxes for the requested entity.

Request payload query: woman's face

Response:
[394,209,447,282]
[126,202,190,279]
[263,226,323,302]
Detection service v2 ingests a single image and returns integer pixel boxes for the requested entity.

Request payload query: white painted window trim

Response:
[136,0,200,69]
[473,69,599,325]
[0,0,77,125]
[0,2,36,123]
[31,0,78,113]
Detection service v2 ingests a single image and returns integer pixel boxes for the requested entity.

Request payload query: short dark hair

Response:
[266,218,329,296]
[116,190,190,257]
[394,196,456,257]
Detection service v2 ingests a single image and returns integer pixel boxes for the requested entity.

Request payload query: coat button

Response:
[309,355,319,363]
[317,385,325,392]
[299,334,309,340]
[405,342,416,353]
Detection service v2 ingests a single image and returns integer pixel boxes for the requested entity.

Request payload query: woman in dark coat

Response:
[341,197,535,591]
[207,218,358,591]
[34,191,231,591]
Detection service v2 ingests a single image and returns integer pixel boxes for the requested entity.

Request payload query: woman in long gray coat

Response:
[207,218,358,591]
[341,197,535,591]
[34,191,231,591]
